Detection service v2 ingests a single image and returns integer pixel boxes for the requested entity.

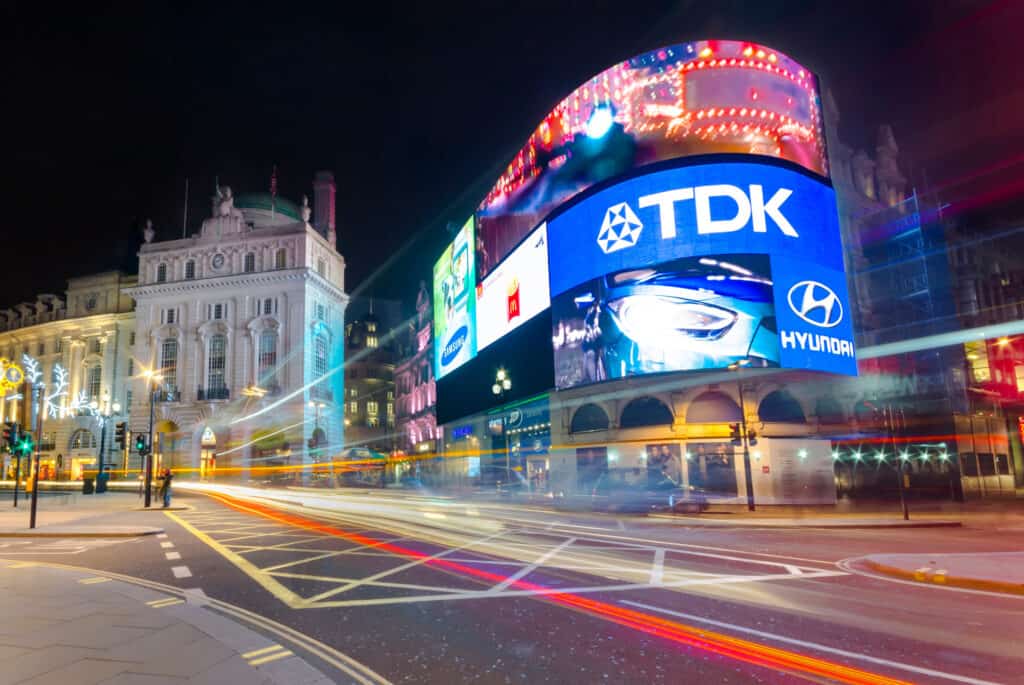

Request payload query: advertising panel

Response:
[475,39,827,282]
[476,224,551,351]
[548,157,856,386]
[433,217,477,379]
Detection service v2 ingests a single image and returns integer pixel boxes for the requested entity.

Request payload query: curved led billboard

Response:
[476,39,828,282]
[548,156,856,387]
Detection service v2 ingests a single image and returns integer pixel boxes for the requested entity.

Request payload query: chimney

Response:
[313,171,336,247]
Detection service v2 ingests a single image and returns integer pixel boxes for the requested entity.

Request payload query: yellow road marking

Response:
[147,597,184,608]
[249,649,294,666]
[242,644,285,658]
[79,576,112,584]
[7,562,35,568]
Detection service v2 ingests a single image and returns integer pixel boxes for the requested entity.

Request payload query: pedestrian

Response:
[159,467,174,508]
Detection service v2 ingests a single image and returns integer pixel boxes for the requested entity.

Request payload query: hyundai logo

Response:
[787,281,843,328]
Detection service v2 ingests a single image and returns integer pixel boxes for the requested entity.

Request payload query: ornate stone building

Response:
[125,173,347,479]
[393,283,438,454]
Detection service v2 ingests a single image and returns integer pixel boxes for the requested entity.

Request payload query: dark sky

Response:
[5,0,1017,309]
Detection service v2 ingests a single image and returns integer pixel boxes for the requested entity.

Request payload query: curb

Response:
[0,528,163,538]
[649,514,963,529]
[862,558,1024,596]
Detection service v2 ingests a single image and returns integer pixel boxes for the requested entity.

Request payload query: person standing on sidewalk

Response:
[159,467,174,508]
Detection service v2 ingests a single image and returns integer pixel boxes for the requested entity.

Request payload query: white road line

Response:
[620,600,1000,685]
[171,565,192,579]
[491,537,577,592]
[160,541,174,549]
[650,549,666,585]
[157,533,168,539]
[165,552,181,560]
[783,564,803,575]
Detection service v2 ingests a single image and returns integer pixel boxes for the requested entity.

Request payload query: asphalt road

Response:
[5,487,1023,684]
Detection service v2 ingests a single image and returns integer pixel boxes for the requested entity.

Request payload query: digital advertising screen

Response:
[546,156,857,384]
[474,39,828,283]
[476,224,551,351]
[433,217,477,379]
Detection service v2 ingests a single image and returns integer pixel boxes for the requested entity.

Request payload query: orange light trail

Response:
[206,492,909,685]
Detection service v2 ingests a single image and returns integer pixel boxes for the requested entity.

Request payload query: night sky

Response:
[5,0,1018,310]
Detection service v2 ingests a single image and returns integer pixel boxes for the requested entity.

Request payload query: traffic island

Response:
[859,552,1024,595]
[650,513,962,528]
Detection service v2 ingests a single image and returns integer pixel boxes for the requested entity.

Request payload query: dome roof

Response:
[234,193,301,222]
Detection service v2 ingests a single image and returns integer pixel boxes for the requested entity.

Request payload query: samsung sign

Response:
[547,158,857,376]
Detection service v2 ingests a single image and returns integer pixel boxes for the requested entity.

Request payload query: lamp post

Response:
[491,368,512,483]
[142,369,162,508]
[727,360,756,512]
[92,394,121,493]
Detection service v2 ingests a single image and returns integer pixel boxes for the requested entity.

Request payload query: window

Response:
[367,401,379,416]
[317,258,326,277]
[966,340,990,382]
[386,390,394,401]
[127,359,134,376]
[258,330,277,384]
[244,252,256,273]
[1016,365,1024,393]
[160,338,178,381]
[126,390,132,408]
[263,298,274,315]
[349,388,357,398]
[162,308,176,325]
[208,334,227,390]
[208,303,224,320]
[185,260,196,279]
[387,402,394,418]
[367,322,377,333]
[36,342,45,356]
[90,338,102,354]
[368,416,379,428]
[275,248,287,269]
[366,335,378,348]
[156,263,167,283]
[314,334,328,380]
[128,332,135,346]
[70,429,97,450]
[316,303,326,321]
[86,365,102,400]
[56,339,63,354]
[349,401,358,414]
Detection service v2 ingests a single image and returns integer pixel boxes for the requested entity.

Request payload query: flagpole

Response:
[182,177,189,239]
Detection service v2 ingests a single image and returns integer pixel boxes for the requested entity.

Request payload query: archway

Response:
[570,403,610,433]
[758,390,807,423]
[685,391,741,423]
[620,397,674,429]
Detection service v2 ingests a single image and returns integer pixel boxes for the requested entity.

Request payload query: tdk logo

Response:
[597,184,798,252]
[787,281,843,328]
[440,326,468,366]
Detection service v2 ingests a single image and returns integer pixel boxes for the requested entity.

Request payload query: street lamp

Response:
[491,369,513,484]
[727,359,756,511]
[142,368,163,508]
[95,393,121,492]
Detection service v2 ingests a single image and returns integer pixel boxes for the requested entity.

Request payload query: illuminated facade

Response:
[124,173,347,478]
[343,309,396,454]
[394,283,438,454]
[0,272,136,480]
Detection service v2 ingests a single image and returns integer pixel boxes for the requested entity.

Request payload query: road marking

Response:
[491,537,576,592]
[160,541,174,549]
[79,576,112,584]
[165,552,181,560]
[7,562,35,568]
[171,566,192,579]
[621,600,1000,685]
[248,648,294,666]
[157,533,168,538]
[783,564,804,576]
[837,559,1024,601]
[243,644,285,658]
[147,597,184,608]
[650,549,665,585]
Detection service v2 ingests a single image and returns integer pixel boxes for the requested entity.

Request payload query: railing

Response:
[154,386,180,403]
[197,386,230,401]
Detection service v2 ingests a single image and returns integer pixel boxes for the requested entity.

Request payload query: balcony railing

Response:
[197,386,230,401]
[310,386,333,403]
[154,386,180,403]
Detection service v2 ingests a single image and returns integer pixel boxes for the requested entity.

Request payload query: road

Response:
[5,485,1023,684]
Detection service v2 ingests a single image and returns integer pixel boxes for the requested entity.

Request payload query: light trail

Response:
[205,491,909,685]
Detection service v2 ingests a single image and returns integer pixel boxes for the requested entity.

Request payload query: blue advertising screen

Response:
[547,158,856,386]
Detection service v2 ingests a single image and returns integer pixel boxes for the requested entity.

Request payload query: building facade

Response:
[125,174,347,480]
[393,283,438,455]
[342,309,396,454]
[0,272,136,480]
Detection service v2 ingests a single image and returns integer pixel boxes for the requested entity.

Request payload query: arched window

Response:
[685,392,742,423]
[69,429,97,450]
[156,263,167,283]
[207,334,227,391]
[258,330,277,386]
[86,365,102,401]
[275,248,287,269]
[570,403,610,433]
[244,252,256,273]
[620,397,673,429]
[185,260,196,280]
[160,338,178,382]
[758,390,807,423]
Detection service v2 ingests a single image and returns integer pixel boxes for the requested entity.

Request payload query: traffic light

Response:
[729,423,742,445]
[747,429,758,447]
[2,422,16,451]
[114,422,127,449]
[135,434,148,455]
[17,432,33,456]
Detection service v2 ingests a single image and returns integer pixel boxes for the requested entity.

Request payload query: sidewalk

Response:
[0,562,335,684]
[0,492,166,537]
[859,552,1024,595]
[649,513,962,528]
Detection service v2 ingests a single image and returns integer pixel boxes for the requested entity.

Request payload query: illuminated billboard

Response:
[547,157,856,387]
[476,224,551,351]
[475,39,827,282]
[433,217,477,379]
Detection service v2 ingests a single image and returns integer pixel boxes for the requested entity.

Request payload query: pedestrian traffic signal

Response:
[135,434,148,455]
[114,422,127,449]
[729,423,742,445]
[2,422,16,451]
